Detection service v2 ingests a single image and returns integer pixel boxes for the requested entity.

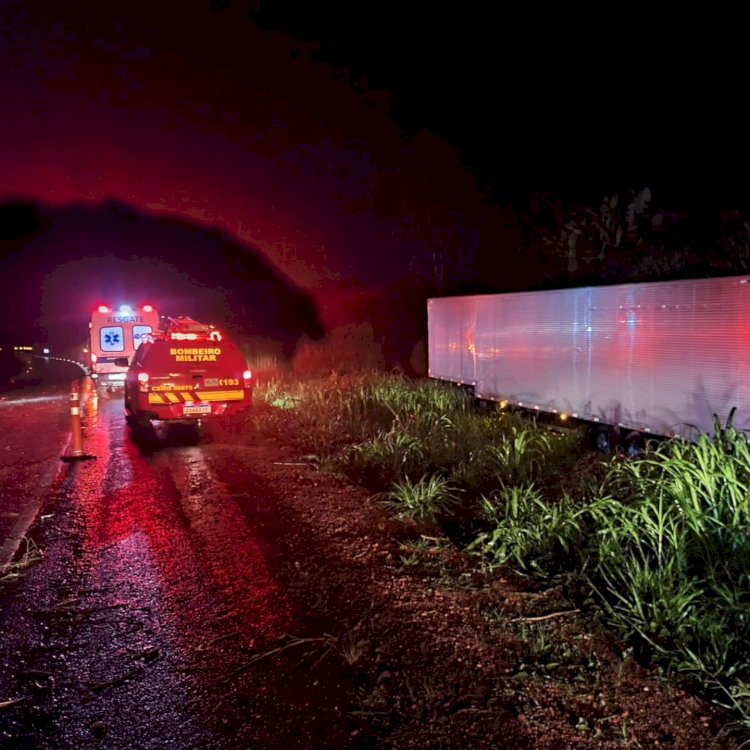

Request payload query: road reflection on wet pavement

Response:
[0,396,360,749]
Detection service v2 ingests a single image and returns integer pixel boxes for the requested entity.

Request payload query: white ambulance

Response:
[89,304,160,391]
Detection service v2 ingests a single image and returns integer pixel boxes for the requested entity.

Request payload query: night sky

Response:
[1,1,747,361]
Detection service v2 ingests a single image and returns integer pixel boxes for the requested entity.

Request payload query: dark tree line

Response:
[371,188,750,373]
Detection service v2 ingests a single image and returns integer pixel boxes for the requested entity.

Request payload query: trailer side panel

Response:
[428,276,750,438]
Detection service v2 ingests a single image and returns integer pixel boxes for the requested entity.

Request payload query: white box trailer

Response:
[427,275,750,448]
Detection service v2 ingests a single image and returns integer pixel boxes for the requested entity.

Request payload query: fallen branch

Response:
[0,697,27,710]
[510,608,580,623]
[86,665,144,694]
[52,597,80,610]
[205,631,241,647]
[220,634,331,684]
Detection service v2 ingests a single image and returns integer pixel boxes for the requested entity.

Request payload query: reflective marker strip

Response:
[71,407,80,415]
[147,390,244,405]
[196,391,244,401]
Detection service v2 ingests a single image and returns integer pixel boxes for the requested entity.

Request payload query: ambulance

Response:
[89,304,160,390]
[119,316,252,434]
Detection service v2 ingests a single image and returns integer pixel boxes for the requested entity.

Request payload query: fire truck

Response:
[119,316,253,438]
[89,304,160,391]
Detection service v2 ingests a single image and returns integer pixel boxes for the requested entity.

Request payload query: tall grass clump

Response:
[256,371,399,454]
[590,413,750,719]
[335,376,485,484]
[468,484,599,579]
[462,419,600,578]
[292,324,385,377]
[376,475,460,529]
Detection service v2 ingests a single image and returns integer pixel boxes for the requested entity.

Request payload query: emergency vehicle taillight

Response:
[137,372,149,383]
[97,305,110,313]
[91,353,97,363]
[143,304,154,313]
[243,369,252,382]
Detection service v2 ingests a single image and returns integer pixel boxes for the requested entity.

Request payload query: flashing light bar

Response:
[96,304,155,314]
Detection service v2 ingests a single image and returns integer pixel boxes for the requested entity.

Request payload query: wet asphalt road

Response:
[0,384,71,562]
[0,389,360,750]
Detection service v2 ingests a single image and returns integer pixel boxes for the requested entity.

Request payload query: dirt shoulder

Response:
[207,408,733,750]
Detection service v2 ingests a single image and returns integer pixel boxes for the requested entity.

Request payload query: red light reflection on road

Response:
[74,400,291,655]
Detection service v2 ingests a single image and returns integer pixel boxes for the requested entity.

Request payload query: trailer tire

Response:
[623,431,647,458]
[592,426,616,454]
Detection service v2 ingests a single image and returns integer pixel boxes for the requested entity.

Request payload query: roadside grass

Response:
[374,475,460,529]
[256,372,750,736]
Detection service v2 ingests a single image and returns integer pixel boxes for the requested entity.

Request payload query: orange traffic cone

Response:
[61,380,96,462]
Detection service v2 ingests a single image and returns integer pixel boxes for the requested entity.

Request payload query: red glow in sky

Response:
[0,1,500,329]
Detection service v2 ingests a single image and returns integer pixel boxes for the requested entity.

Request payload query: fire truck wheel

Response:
[131,415,158,447]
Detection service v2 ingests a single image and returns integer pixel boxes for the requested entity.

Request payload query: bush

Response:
[292,323,385,377]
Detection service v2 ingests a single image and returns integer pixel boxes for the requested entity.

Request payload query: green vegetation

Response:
[256,372,750,735]
[375,474,460,529]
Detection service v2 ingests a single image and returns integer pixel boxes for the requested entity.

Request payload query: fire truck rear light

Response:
[243,369,252,381]
[97,305,110,313]
[170,332,198,340]
[143,304,154,312]
[91,353,97,363]
[137,372,149,383]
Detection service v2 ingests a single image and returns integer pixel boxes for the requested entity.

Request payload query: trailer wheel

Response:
[592,427,615,454]
[623,431,647,458]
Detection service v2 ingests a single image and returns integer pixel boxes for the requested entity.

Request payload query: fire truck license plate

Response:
[183,404,211,415]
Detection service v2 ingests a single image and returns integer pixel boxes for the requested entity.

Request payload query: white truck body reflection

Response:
[428,275,750,443]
